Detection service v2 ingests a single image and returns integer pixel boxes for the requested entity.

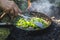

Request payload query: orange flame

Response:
[28,0,31,9]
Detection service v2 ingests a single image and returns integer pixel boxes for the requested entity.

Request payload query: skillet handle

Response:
[0,23,13,25]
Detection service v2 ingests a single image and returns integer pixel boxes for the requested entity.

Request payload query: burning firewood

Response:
[0,12,6,19]
[51,16,60,24]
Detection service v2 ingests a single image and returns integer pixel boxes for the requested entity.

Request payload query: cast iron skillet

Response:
[18,11,52,31]
[0,11,52,31]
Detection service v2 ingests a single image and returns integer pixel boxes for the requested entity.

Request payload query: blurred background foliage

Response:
[0,28,10,40]
[14,0,28,11]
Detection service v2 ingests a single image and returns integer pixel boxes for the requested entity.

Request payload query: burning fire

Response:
[27,0,31,9]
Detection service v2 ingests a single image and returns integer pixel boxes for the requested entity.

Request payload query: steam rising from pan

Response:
[29,0,59,17]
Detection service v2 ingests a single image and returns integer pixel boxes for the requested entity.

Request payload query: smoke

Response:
[29,0,59,17]
[55,0,60,3]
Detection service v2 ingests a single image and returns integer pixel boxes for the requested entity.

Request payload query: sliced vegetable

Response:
[15,17,50,30]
